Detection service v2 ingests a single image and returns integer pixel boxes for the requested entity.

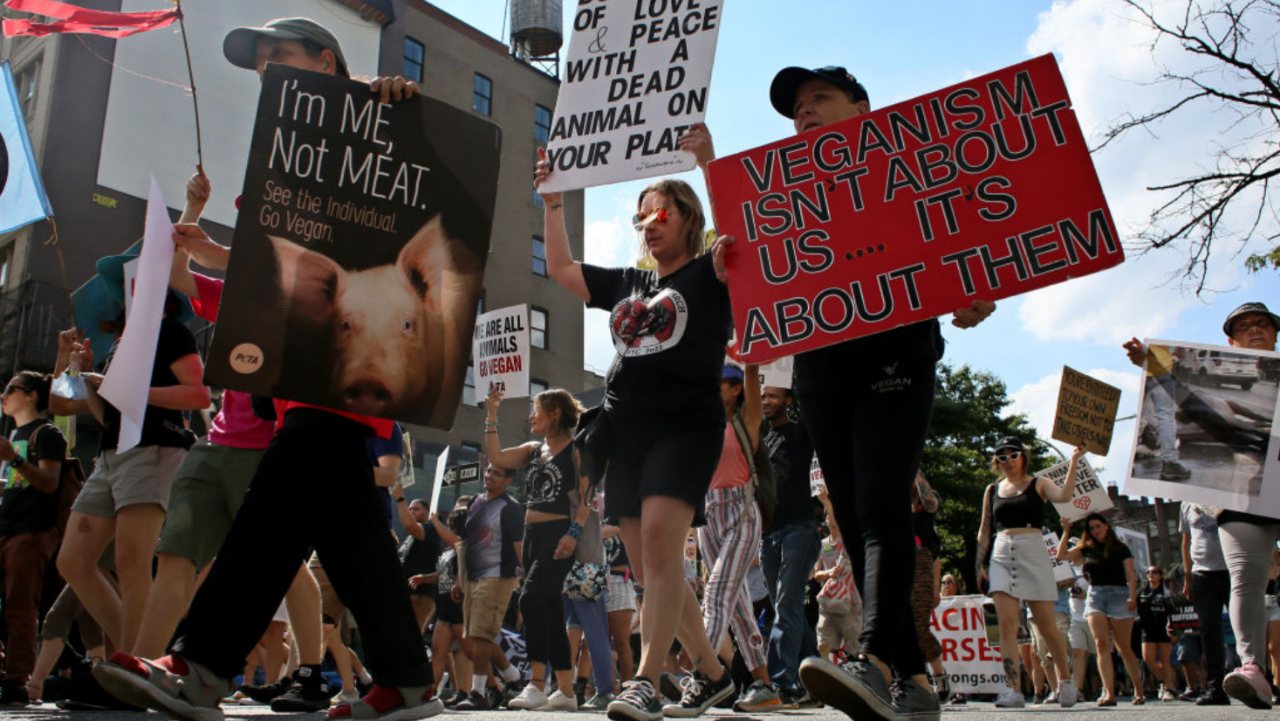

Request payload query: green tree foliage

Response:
[921,364,1051,594]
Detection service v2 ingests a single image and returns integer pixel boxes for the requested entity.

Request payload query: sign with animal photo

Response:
[473,304,530,399]
[538,0,723,192]
[707,54,1124,362]
[1041,455,1112,522]
[1052,366,1122,455]
[1123,340,1280,519]
[1042,530,1076,582]
[205,65,501,428]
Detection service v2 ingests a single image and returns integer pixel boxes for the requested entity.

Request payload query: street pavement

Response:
[0,700,1248,721]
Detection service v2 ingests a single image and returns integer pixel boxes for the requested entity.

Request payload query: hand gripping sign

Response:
[708,55,1124,363]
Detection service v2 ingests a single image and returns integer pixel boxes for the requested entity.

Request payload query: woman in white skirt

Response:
[976,438,1086,708]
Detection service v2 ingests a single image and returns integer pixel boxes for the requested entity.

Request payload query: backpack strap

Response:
[729,415,757,533]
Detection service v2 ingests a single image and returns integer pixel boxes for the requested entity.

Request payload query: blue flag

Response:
[0,60,51,233]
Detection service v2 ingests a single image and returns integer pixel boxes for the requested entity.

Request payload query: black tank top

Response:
[524,443,575,516]
[993,479,1044,531]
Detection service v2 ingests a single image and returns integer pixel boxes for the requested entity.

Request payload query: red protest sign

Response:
[708,54,1124,363]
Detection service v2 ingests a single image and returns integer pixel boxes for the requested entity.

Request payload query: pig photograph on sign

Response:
[1124,339,1280,519]
[707,55,1124,363]
[205,66,502,429]
[539,0,723,192]
[1051,366,1122,455]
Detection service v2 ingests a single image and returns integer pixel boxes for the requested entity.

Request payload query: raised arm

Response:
[1056,516,1084,565]
[742,364,762,449]
[482,386,538,469]
[1042,444,1087,504]
[915,474,940,513]
[535,149,589,302]
[391,483,424,539]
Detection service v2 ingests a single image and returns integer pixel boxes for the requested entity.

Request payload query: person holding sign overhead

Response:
[686,67,996,721]
[534,155,737,721]
[975,438,1083,709]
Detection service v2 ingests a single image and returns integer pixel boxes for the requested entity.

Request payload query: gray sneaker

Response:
[892,679,941,721]
[732,680,782,712]
[583,693,615,711]
[799,656,894,721]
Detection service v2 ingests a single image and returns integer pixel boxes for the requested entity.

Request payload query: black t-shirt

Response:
[582,254,732,423]
[101,317,200,451]
[1082,541,1132,587]
[399,520,442,597]
[1137,585,1173,634]
[794,321,944,395]
[764,419,818,529]
[524,443,575,516]
[913,510,942,557]
[0,419,67,537]
[605,534,629,570]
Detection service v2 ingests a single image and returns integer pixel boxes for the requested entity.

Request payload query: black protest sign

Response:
[205,65,502,429]
[1052,366,1122,455]
[539,0,723,192]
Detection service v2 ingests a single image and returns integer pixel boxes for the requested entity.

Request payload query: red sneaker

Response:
[328,684,443,721]
[92,652,231,721]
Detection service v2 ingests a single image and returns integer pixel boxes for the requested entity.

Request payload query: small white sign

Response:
[1042,456,1113,522]
[428,448,449,515]
[1043,530,1076,582]
[473,304,530,399]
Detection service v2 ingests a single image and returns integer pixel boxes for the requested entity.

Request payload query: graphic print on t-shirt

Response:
[1,438,30,490]
[609,287,688,357]
[526,457,566,507]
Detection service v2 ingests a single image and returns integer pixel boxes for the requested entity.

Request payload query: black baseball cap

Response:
[1222,301,1280,336]
[770,66,869,119]
[993,437,1026,454]
[224,18,349,78]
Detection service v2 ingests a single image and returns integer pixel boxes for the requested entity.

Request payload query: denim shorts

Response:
[1084,584,1137,619]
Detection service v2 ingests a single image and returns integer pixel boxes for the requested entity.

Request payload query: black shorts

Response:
[436,590,464,625]
[1142,625,1171,644]
[602,412,723,527]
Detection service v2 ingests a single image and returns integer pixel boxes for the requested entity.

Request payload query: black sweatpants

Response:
[520,519,574,671]
[796,352,936,678]
[172,409,430,687]
[1191,569,1230,689]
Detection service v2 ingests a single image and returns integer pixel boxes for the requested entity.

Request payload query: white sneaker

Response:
[331,689,360,707]
[1159,684,1176,702]
[537,690,578,712]
[994,689,1025,708]
[1057,680,1078,708]
[509,684,550,710]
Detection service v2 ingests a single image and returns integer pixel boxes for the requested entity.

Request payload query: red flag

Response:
[3,0,180,38]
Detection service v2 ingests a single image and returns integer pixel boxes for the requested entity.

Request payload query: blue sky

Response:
[429,0,1278,486]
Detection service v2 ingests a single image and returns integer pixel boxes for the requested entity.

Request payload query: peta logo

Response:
[872,363,912,393]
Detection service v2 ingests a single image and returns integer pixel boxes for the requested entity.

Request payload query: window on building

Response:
[460,441,481,454]
[473,73,492,115]
[532,188,545,209]
[17,61,39,119]
[532,236,547,276]
[530,378,548,397]
[403,37,425,83]
[530,307,548,349]
[0,248,10,294]
[464,363,476,404]
[535,104,552,145]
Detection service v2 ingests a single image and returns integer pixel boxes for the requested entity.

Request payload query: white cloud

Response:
[1009,366,1143,483]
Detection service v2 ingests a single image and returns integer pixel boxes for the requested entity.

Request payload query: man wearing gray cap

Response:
[91,17,434,721]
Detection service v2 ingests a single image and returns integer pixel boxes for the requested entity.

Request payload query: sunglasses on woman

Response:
[995,451,1022,463]
[1,384,31,396]
[631,208,669,231]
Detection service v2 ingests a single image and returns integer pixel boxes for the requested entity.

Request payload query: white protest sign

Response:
[99,176,175,452]
[122,257,139,320]
[810,454,825,496]
[759,355,793,390]
[1115,526,1151,574]
[398,430,415,489]
[540,0,723,192]
[1043,530,1076,583]
[428,448,449,515]
[1041,456,1112,522]
[929,595,1006,694]
[473,304,530,399]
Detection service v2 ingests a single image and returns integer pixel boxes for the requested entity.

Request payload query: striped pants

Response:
[698,485,767,671]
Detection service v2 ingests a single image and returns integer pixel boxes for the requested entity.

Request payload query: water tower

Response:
[510,0,563,77]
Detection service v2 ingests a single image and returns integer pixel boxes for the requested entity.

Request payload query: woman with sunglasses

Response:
[975,437,1084,709]
[535,153,735,721]
[1136,566,1177,701]
[1057,513,1144,706]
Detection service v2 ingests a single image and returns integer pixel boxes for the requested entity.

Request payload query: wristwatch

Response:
[10,455,24,469]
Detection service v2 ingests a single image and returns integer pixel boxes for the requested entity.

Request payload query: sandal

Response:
[1097,695,1116,707]
[1132,695,1146,705]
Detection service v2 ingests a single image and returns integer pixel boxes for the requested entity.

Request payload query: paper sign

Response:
[1043,530,1076,582]
[1041,456,1112,522]
[1115,526,1150,575]
[809,454,825,496]
[204,65,501,429]
[473,304,530,399]
[539,0,723,192]
[428,448,450,515]
[98,176,175,452]
[122,257,139,320]
[0,61,53,234]
[1052,366,1122,455]
[398,431,415,488]
[1123,339,1280,519]
[707,54,1124,363]
[929,595,1005,694]
[759,354,793,390]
